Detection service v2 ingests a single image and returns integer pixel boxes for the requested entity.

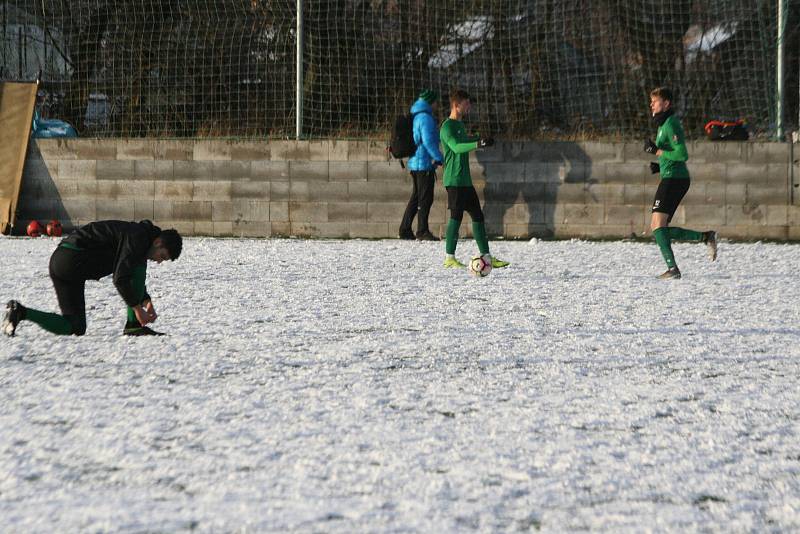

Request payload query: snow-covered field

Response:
[1,236,799,533]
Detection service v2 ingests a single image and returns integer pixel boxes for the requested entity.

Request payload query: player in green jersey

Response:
[645,87,717,279]
[440,89,509,270]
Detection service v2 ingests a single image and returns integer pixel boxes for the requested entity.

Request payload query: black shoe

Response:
[123,321,165,336]
[2,300,25,337]
[703,231,718,261]
[415,231,439,241]
[658,266,682,280]
[399,229,415,240]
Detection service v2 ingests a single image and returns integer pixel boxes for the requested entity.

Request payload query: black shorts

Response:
[446,186,484,222]
[652,179,690,221]
[48,246,113,317]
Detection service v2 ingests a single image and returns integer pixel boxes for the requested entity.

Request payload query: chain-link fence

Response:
[2,1,797,139]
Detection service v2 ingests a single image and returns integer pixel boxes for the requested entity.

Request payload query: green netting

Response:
[0,1,792,139]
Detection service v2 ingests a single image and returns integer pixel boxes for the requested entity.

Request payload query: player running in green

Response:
[440,88,509,269]
[645,87,717,279]
[3,219,182,337]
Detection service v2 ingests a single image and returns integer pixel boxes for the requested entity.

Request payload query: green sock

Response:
[24,307,75,335]
[653,227,676,268]
[446,218,461,255]
[667,227,704,242]
[472,222,490,255]
[126,265,148,323]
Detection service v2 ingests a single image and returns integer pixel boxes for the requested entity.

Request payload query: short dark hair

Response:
[650,87,673,103]
[159,229,182,260]
[449,88,473,105]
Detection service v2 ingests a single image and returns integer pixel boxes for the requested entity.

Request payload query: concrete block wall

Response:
[17,138,798,240]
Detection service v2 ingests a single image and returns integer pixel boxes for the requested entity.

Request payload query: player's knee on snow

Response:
[67,315,87,336]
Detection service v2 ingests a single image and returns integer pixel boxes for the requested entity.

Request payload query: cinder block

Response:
[213,161,251,181]
[746,184,788,205]
[344,140,368,161]
[289,202,327,222]
[193,140,231,161]
[726,205,766,226]
[692,142,743,163]
[133,160,173,180]
[174,161,213,180]
[469,145,502,163]
[76,181,98,197]
[726,164,769,184]
[61,199,96,221]
[96,200,135,221]
[100,180,154,200]
[231,181,269,200]
[60,160,97,180]
[270,182,289,201]
[366,161,408,181]
[155,140,194,161]
[328,140,354,161]
[96,160,133,181]
[22,156,58,182]
[193,181,232,201]
[156,221,194,235]
[251,161,289,181]
[742,142,789,164]
[747,225,788,240]
[296,181,349,202]
[684,205,725,226]
[484,162,525,183]
[232,200,270,222]
[155,181,193,199]
[554,183,586,203]
[18,198,55,219]
[560,204,604,225]
[684,182,725,205]
[21,177,58,198]
[172,201,212,221]
[555,224,636,239]
[229,141,270,161]
[117,140,156,160]
[579,142,623,163]
[367,140,390,161]
[349,180,410,201]
[73,139,117,160]
[133,199,154,221]
[367,202,407,222]
[328,202,368,222]
[621,142,650,163]
[212,222,233,237]
[212,201,232,222]
[605,204,646,226]
[719,225,749,240]
[34,139,78,160]
[787,205,800,225]
[623,184,648,205]
[329,161,367,182]
[766,205,788,226]
[349,222,390,238]
[726,183,747,204]
[602,163,646,183]
[291,222,350,238]
[290,161,329,181]
[767,163,790,185]
[193,221,214,235]
[270,140,310,160]
[270,222,291,236]
[232,221,270,237]
[308,140,330,161]
[687,163,726,182]
[154,200,173,221]
[602,183,625,204]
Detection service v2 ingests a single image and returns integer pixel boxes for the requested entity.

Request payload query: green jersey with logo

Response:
[656,115,690,179]
[440,118,479,187]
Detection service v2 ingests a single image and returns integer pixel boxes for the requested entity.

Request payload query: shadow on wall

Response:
[476,142,594,238]
[16,142,70,235]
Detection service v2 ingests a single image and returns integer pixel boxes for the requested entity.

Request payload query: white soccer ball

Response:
[469,256,492,277]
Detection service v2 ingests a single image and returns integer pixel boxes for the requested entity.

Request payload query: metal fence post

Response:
[777,0,786,140]
[296,0,303,140]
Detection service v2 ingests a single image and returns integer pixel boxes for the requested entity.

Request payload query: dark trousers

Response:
[399,170,435,235]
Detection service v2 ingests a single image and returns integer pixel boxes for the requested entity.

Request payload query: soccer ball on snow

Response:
[469,255,492,277]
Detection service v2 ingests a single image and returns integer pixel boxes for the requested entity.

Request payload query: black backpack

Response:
[388,112,419,161]
[704,120,749,141]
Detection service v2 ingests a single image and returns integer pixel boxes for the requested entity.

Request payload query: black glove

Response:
[478,137,495,148]
[644,138,657,154]
[649,162,660,174]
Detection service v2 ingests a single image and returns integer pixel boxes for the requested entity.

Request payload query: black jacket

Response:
[61,220,159,307]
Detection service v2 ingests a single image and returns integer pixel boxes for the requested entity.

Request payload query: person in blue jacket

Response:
[399,89,444,241]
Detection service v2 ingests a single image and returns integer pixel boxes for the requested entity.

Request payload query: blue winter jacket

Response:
[407,99,444,172]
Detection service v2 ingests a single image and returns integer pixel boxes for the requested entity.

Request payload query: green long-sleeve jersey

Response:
[656,115,690,179]
[440,118,479,187]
